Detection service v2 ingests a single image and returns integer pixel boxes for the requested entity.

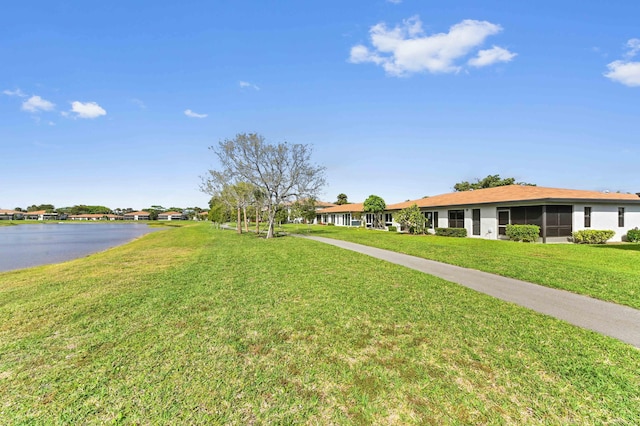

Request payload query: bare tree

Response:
[201,133,326,238]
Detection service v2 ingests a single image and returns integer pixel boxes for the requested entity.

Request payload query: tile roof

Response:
[159,211,183,216]
[387,185,640,211]
[318,202,365,213]
[123,211,150,216]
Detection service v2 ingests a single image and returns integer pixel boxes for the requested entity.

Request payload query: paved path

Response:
[298,235,640,348]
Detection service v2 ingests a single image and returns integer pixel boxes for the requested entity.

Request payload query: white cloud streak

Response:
[239,81,260,90]
[3,88,27,97]
[625,38,640,58]
[21,95,55,113]
[184,109,207,118]
[604,38,640,87]
[70,101,107,119]
[349,16,516,76]
[468,45,517,67]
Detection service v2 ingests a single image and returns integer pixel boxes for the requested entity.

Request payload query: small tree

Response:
[291,198,317,231]
[201,133,326,238]
[363,195,386,229]
[395,204,427,234]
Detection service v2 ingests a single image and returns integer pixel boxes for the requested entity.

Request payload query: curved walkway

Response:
[298,235,640,348]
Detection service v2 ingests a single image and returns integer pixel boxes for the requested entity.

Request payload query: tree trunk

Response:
[255,207,260,234]
[236,207,242,234]
[266,205,275,239]
[243,206,249,233]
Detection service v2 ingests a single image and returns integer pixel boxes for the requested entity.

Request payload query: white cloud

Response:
[131,98,146,109]
[349,16,515,76]
[604,38,640,87]
[468,45,517,67]
[184,109,207,118]
[604,60,640,87]
[21,95,55,113]
[239,81,260,90]
[3,88,26,97]
[70,101,107,119]
[625,38,640,58]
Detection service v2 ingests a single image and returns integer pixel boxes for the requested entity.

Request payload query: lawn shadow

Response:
[590,244,640,252]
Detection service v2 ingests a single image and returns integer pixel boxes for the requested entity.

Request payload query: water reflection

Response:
[0,223,161,272]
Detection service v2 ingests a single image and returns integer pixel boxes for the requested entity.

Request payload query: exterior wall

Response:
[573,203,640,242]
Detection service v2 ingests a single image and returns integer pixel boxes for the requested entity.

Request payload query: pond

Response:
[0,223,162,272]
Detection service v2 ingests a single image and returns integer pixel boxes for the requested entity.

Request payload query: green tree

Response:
[363,195,386,229]
[201,133,326,238]
[291,198,317,231]
[453,174,535,192]
[395,204,427,234]
[335,193,348,205]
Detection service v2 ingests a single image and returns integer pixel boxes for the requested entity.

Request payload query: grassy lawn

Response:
[288,225,640,310]
[1,223,638,424]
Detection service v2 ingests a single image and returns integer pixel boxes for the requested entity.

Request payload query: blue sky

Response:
[2,1,639,210]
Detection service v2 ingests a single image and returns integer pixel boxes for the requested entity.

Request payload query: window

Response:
[448,210,464,228]
[618,207,625,227]
[584,207,591,228]
[384,213,393,225]
[472,209,481,235]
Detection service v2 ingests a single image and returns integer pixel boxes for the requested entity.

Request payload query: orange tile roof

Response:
[124,211,150,216]
[319,202,365,213]
[388,185,640,211]
[159,211,183,216]
[0,209,22,215]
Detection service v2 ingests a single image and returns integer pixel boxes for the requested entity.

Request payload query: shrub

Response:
[326,223,335,226]
[435,227,467,238]
[506,224,540,243]
[572,230,615,244]
[387,226,397,232]
[626,227,640,243]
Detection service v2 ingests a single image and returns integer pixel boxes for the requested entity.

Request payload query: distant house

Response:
[158,211,184,221]
[68,214,120,221]
[123,211,151,221]
[318,203,368,227]
[386,185,640,243]
[0,209,23,220]
[23,210,58,221]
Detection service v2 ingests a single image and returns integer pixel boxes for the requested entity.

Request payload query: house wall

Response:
[573,203,640,242]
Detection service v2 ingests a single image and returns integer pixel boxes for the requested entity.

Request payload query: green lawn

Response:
[1,224,638,424]
[289,225,640,310]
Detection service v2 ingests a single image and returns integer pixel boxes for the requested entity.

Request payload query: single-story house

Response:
[0,209,23,220]
[158,211,184,221]
[123,211,151,221]
[388,185,640,243]
[68,214,120,221]
[318,185,640,243]
[23,210,59,221]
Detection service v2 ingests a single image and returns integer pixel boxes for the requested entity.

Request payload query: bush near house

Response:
[506,224,540,243]
[627,227,640,242]
[387,226,397,232]
[435,227,467,237]
[572,229,615,244]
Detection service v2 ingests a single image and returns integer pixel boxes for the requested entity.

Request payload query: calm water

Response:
[0,223,162,272]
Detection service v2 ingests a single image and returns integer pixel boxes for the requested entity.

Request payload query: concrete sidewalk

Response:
[298,235,640,348]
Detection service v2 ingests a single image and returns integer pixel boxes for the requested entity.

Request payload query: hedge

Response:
[435,227,467,238]
[572,229,615,244]
[505,224,540,243]
[626,227,640,243]
[387,226,397,232]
